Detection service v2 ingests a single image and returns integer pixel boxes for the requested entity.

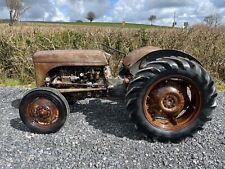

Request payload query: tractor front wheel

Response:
[19,87,69,134]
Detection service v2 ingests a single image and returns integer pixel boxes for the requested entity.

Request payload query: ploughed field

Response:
[0,87,224,168]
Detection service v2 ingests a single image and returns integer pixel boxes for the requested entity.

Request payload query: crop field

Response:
[0,22,224,87]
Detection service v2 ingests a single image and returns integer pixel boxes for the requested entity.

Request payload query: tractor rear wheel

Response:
[19,87,69,134]
[126,57,217,141]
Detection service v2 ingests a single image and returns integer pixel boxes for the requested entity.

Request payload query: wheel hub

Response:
[163,95,177,109]
[34,106,52,120]
[28,98,59,125]
[149,83,187,117]
[159,88,185,116]
[143,75,202,131]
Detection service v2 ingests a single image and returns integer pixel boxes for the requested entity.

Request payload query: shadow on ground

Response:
[70,98,151,141]
[10,118,30,132]
[11,99,21,109]
[10,97,152,141]
[10,99,32,132]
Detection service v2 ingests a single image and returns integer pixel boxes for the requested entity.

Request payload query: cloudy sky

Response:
[0,0,225,26]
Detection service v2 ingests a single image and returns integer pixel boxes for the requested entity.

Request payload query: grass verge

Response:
[0,78,35,88]
[0,78,225,92]
[215,80,225,92]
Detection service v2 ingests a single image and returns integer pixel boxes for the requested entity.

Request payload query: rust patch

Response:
[27,97,59,126]
[123,46,161,67]
[143,75,202,131]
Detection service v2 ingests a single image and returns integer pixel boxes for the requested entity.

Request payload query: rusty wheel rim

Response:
[143,75,202,131]
[26,97,59,128]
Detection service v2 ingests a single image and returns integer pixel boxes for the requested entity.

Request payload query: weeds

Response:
[0,23,224,86]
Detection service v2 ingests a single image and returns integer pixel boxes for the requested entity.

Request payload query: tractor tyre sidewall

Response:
[19,88,69,134]
[126,57,216,141]
[135,70,204,139]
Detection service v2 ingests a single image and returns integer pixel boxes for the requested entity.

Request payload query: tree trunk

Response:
[9,10,13,26]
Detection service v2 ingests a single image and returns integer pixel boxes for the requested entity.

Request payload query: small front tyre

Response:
[19,87,70,134]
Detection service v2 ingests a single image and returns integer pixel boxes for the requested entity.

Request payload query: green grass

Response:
[24,21,167,29]
[0,78,23,86]
[215,80,225,92]
[0,77,224,93]
[0,78,35,87]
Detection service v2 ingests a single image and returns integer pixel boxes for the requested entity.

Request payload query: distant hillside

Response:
[0,19,11,23]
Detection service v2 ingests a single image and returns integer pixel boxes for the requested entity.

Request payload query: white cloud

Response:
[0,0,224,26]
[52,8,69,22]
[55,0,110,21]
[105,0,225,26]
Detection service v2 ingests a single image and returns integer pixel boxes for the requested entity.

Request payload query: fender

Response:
[122,46,202,75]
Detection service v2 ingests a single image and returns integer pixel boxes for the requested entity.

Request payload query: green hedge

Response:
[0,23,224,83]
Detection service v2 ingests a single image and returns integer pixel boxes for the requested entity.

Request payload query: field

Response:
[26,21,163,29]
[0,22,225,89]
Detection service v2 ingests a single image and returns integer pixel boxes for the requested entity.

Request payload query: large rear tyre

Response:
[19,87,70,134]
[126,57,217,141]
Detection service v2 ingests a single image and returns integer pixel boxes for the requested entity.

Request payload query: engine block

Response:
[45,66,107,89]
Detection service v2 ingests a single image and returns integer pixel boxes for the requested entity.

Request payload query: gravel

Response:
[0,87,225,169]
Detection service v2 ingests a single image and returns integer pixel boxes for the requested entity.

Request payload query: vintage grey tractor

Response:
[19,46,217,141]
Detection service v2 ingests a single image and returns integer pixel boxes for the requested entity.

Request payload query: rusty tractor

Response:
[19,46,217,141]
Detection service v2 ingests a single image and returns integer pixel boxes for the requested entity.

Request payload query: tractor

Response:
[19,46,217,141]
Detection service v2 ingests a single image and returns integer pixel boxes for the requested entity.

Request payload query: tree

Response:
[86,11,96,22]
[5,0,28,25]
[203,15,214,27]
[183,22,189,29]
[203,13,222,27]
[148,15,156,25]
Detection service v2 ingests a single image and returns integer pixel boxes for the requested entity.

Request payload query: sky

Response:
[0,0,225,26]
